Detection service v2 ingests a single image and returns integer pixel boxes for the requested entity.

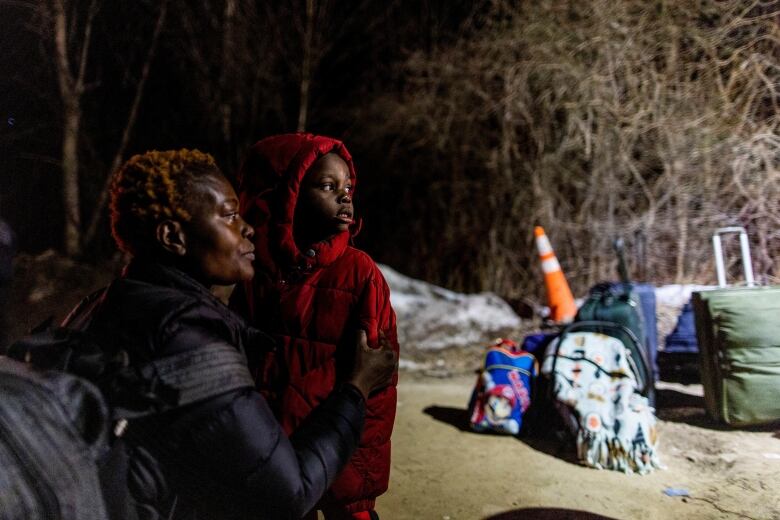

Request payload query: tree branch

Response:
[74,0,99,95]
[82,0,169,247]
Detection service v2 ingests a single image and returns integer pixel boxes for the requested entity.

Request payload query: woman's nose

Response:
[240,216,254,239]
[339,190,352,203]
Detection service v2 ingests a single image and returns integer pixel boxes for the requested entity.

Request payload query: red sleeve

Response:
[325,264,399,511]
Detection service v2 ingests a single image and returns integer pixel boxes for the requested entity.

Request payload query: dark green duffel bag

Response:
[576,283,645,347]
[692,286,780,426]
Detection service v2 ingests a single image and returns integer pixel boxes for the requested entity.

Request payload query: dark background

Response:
[1,0,778,301]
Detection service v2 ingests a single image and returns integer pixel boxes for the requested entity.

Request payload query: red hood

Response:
[237,133,359,275]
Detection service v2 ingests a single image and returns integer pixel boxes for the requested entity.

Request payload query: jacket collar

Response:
[122,258,220,303]
[292,231,351,274]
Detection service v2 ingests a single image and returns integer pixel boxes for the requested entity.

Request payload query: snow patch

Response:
[379,264,521,350]
[654,284,716,308]
[398,359,425,370]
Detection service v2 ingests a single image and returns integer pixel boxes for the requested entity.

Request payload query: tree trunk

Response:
[220,0,236,148]
[52,0,81,256]
[296,0,314,132]
[51,0,98,257]
[675,194,688,282]
[62,99,81,256]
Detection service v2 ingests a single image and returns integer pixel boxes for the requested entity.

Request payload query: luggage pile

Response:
[465,229,663,475]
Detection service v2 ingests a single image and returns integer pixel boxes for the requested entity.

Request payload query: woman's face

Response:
[183,174,255,286]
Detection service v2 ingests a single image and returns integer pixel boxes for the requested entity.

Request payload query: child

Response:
[51,149,395,519]
[232,134,400,520]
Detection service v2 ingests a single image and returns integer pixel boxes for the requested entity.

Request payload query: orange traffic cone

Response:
[534,226,577,323]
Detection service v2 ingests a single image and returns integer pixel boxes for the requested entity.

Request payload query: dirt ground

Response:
[6,252,780,520]
[377,371,780,520]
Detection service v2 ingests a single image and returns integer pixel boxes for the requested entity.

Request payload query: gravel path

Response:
[376,373,780,520]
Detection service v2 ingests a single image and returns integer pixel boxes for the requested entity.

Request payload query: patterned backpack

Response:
[541,325,662,474]
[468,338,538,435]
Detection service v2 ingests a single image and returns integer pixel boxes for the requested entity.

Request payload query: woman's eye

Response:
[321,183,334,191]
[345,186,353,193]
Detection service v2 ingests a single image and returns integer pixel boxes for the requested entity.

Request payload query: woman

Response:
[77,149,396,520]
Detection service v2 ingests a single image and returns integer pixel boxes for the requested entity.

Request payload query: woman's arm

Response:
[168,384,365,519]
[153,310,394,519]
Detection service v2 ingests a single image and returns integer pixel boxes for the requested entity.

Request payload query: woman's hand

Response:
[347,330,397,401]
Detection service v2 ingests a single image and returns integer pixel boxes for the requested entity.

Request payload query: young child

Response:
[46,149,394,519]
[232,133,400,520]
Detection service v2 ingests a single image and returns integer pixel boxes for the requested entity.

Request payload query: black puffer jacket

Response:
[78,259,366,520]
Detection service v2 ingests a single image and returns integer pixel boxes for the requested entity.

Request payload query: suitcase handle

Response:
[712,227,755,288]
[613,238,631,284]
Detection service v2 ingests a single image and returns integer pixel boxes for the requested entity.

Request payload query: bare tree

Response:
[14,0,168,256]
[259,0,387,132]
[297,0,315,131]
[50,0,98,256]
[82,0,168,247]
[175,0,282,169]
[357,0,780,297]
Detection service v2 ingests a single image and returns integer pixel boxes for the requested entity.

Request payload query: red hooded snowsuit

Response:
[232,133,399,516]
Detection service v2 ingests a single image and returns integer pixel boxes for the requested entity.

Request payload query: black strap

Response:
[62,287,108,330]
[137,342,254,408]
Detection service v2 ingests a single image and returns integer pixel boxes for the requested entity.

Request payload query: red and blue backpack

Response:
[468,338,538,435]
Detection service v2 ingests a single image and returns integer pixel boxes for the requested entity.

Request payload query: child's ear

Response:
[156,220,187,256]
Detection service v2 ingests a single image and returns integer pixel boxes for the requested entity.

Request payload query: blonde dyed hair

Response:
[110,149,221,256]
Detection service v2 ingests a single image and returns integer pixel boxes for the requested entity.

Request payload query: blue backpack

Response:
[468,339,538,435]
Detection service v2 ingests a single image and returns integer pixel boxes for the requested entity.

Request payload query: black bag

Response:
[3,288,256,520]
[2,289,147,520]
[0,357,111,520]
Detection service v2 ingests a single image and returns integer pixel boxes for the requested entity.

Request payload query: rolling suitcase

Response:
[692,227,780,426]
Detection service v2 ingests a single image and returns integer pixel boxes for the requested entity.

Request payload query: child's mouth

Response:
[336,211,353,223]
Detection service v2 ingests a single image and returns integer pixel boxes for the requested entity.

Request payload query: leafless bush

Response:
[357,0,780,299]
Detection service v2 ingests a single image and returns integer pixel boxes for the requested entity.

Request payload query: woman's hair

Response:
[110,149,222,256]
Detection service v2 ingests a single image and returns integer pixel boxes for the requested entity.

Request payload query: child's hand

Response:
[347,330,397,401]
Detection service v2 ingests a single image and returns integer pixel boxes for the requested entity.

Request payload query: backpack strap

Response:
[61,287,108,330]
[19,285,254,420]
[136,341,254,409]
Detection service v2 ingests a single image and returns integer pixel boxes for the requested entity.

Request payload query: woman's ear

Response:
[156,220,187,256]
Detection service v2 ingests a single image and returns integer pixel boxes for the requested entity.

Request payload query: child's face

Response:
[183,174,255,286]
[296,153,353,242]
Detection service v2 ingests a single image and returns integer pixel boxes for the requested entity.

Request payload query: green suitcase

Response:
[692,286,780,426]
[693,227,780,426]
